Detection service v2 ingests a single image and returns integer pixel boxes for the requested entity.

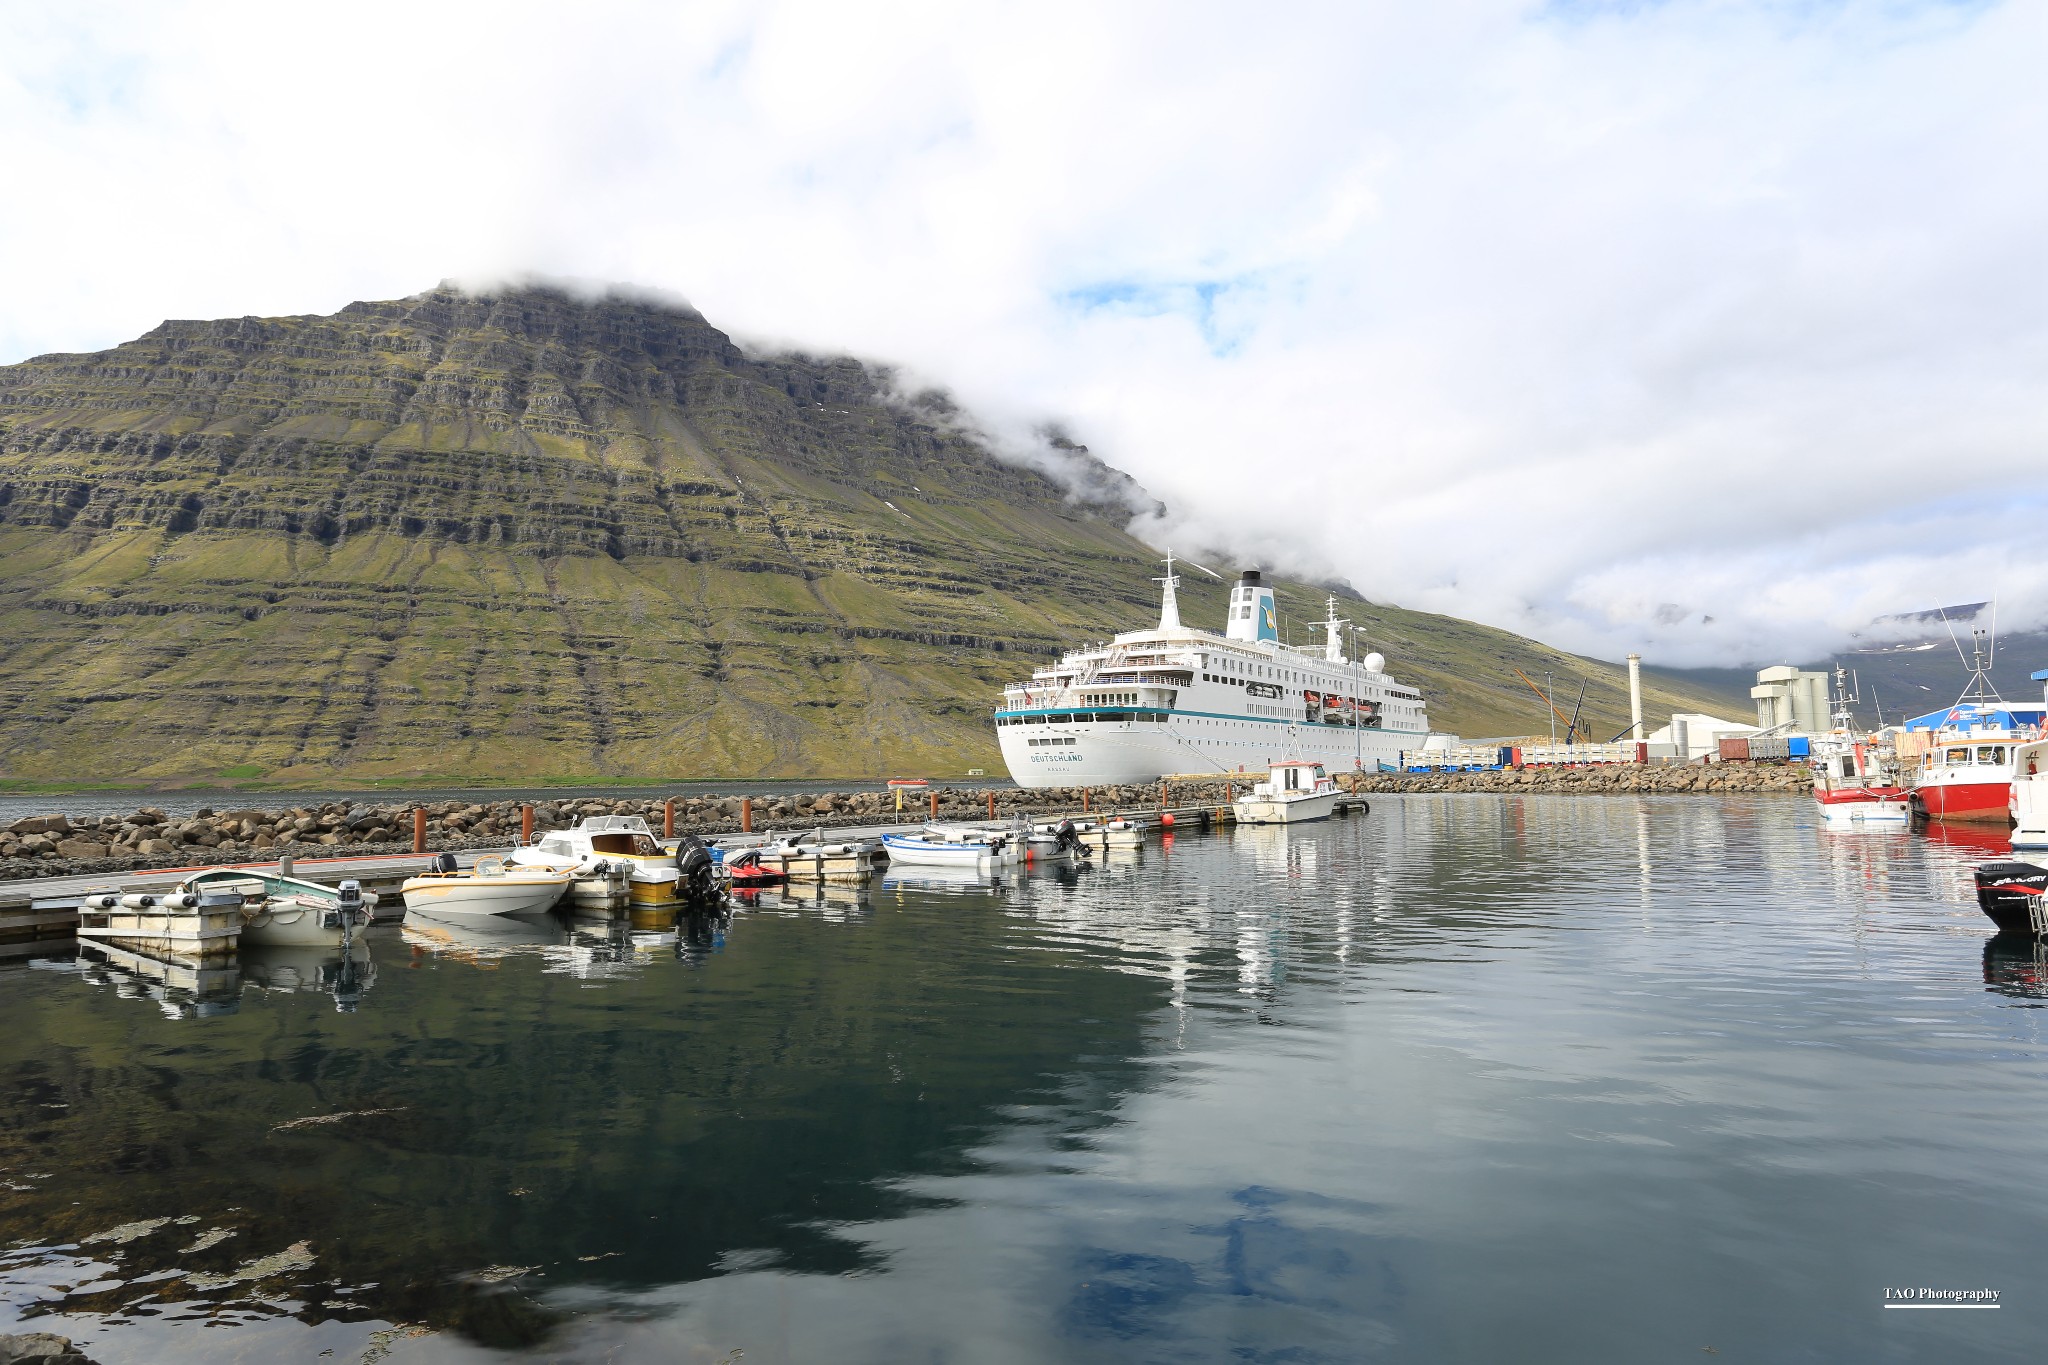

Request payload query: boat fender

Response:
[160,892,200,910]
[80,892,120,910]
[119,894,158,909]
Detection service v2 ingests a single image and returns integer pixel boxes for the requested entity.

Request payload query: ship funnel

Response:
[1227,570,1277,644]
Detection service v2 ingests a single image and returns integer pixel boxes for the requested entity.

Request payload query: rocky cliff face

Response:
[0,284,1747,784]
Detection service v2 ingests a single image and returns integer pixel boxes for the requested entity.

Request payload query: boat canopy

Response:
[1903,703,2047,732]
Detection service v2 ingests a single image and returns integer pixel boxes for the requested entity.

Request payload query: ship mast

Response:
[1323,595,1348,664]
[1155,552,1182,631]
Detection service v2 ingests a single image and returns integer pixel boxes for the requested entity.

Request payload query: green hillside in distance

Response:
[0,283,1748,787]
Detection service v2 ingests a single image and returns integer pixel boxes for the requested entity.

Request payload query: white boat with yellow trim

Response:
[511,816,694,904]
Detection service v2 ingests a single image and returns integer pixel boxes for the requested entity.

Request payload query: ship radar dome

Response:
[1363,652,1386,673]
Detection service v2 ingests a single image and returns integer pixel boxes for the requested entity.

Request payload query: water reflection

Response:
[4,794,2044,1364]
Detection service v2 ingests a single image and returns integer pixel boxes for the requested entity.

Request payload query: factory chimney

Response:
[1627,653,1644,740]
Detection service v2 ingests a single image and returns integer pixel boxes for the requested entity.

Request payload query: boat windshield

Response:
[591,833,664,856]
[1978,746,2007,765]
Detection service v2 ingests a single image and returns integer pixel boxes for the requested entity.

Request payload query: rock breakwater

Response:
[0,766,1807,881]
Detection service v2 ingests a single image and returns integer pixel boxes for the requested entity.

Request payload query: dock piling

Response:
[741,797,753,834]
[928,791,939,821]
[520,805,534,844]
[987,792,995,820]
[413,808,426,854]
[664,798,675,838]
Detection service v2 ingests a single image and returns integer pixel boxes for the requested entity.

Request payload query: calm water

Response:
[2,795,2042,1363]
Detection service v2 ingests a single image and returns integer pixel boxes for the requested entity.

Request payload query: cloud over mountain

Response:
[4,0,2041,666]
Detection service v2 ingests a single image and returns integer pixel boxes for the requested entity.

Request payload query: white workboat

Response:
[178,868,377,947]
[511,816,690,904]
[400,854,571,921]
[1233,760,1342,824]
[2011,736,2048,850]
[881,826,1016,866]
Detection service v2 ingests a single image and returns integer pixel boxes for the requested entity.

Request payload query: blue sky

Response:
[1,0,2042,666]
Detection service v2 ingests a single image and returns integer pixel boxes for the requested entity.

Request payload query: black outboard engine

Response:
[1975,860,2048,935]
[674,835,719,903]
[1053,818,1092,859]
[431,851,459,874]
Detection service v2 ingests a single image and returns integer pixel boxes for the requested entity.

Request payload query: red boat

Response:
[1901,630,2045,826]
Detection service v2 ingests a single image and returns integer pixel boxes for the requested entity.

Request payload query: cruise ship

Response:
[996,559,1430,787]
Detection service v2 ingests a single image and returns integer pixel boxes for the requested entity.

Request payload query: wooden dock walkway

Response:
[0,797,1360,945]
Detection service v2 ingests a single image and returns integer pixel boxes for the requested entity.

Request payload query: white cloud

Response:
[2,0,2042,665]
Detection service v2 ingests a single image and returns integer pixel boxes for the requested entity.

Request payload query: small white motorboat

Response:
[881,826,1015,866]
[1234,760,1342,824]
[400,854,570,921]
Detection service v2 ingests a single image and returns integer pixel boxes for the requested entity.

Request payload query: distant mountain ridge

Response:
[0,283,1749,783]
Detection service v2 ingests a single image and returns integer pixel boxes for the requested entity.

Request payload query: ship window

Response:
[1980,746,2007,764]
[1945,747,1968,765]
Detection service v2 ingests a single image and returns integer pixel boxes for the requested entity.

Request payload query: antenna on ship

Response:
[1155,551,1183,631]
[1323,595,1349,664]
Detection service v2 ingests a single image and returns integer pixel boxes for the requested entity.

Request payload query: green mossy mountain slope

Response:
[0,284,1747,784]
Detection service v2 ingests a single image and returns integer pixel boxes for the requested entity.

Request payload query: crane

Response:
[1510,667,1576,739]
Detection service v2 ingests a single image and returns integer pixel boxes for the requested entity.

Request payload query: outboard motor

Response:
[1977,861,2048,935]
[674,835,719,903]
[431,851,459,874]
[1053,818,1091,859]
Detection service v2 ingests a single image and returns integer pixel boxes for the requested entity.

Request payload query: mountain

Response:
[0,284,1750,785]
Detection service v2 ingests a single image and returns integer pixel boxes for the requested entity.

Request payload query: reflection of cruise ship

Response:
[996,560,1429,788]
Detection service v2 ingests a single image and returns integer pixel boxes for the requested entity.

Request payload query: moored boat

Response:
[1900,631,2045,825]
[881,826,1015,866]
[1233,760,1342,825]
[400,854,571,921]
[177,867,377,947]
[1809,674,1909,827]
[512,816,713,904]
[1976,860,2048,935]
[2011,737,2048,850]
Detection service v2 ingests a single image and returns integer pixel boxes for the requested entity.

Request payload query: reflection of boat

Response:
[1919,821,2013,859]
[402,911,568,953]
[881,862,1010,892]
[179,868,375,947]
[1984,934,2048,1000]
[401,854,571,921]
[1976,861,2048,935]
[77,940,241,1019]
[240,943,376,1011]
[1233,760,1341,824]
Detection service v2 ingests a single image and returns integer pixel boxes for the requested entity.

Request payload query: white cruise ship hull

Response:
[1000,717,1414,788]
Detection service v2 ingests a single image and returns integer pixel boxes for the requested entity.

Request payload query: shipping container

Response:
[1719,737,1751,762]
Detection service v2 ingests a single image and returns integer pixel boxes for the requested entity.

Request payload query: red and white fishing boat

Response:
[1810,666,1909,826]
[1902,629,2045,826]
